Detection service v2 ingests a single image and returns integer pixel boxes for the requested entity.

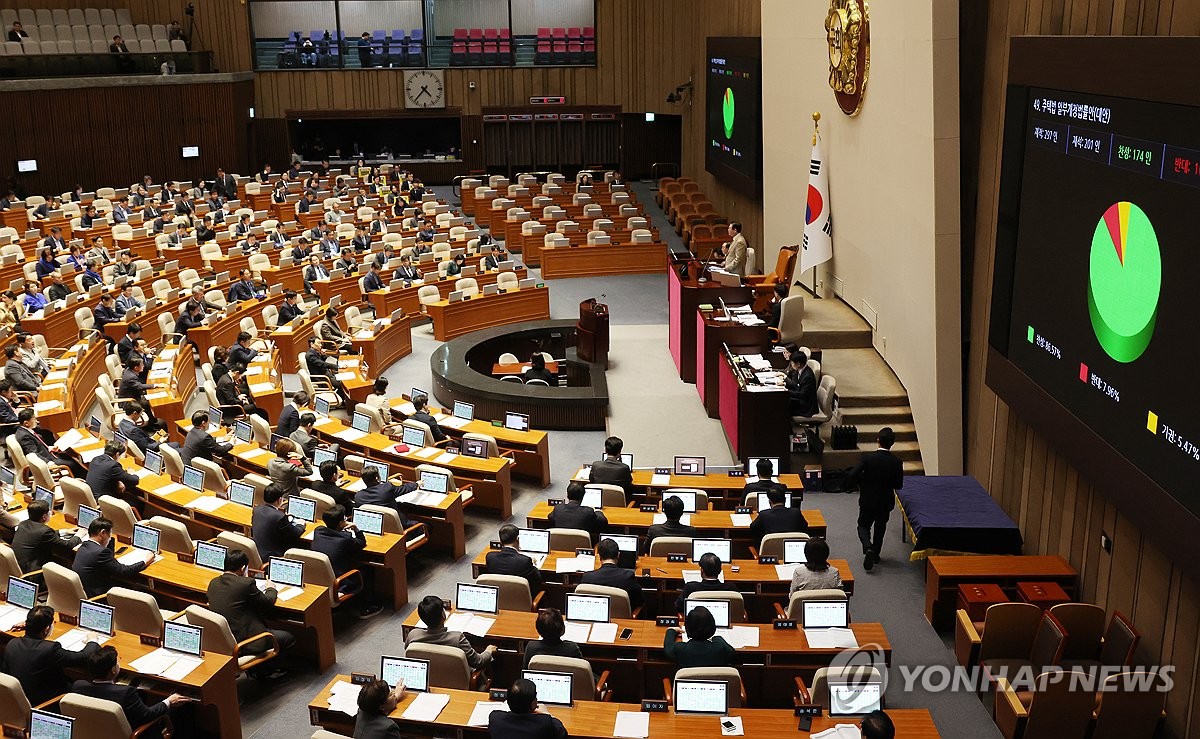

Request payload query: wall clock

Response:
[403,69,446,109]
[825,0,870,116]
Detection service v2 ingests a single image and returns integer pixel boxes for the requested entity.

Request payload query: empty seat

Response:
[52,9,69,25]
[170,38,186,52]
[154,38,170,52]
[135,24,151,40]
[68,8,86,25]
[99,8,116,25]
[115,9,132,25]
[151,24,168,40]
[35,9,52,26]
[84,8,101,25]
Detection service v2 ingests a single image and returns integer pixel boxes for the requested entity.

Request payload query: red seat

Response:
[499,41,511,54]
[499,28,511,40]
[468,28,483,41]
[567,27,581,40]
[483,42,497,52]
[537,27,551,40]
[453,28,468,41]
[551,27,567,40]
[582,26,594,40]
[583,41,595,53]
[483,28,498,40]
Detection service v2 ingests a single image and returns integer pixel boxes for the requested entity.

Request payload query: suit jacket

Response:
[116,335,137,365]
[73,539,147,598]
[12,519,79,573]
[118,417,159,453]
[310,478,355,509]
[118,367,152,401]
[404,627,492,670]
[644,520,698,553]
[362,271,384,292]
[353,712,401,739]
[267,456,311,497]
[85,453,140,502]
[181,426,231,465]
[206,572,277,649]
[547,502,607,542]
[723,233,748,277]
[410,410,445,442]
[252,504,305,559]
[588,458,633,497]
[674,578,739,614]
[5,360,40,391]
[15,426,53,461]
[742,479,788,499]
[228,345,258,369]
[393,265,420,282]
[488,711,567,739]
[305,349,334,378]
[786,365,818,417]
[228,280,256,302]
[579,562,643,608]
[2,637,98,705]
[334,257,359,274]
[767,299,783,329]
[749,505,809,543]
[663,630,735,668]
[215,373,245,409]
[277,403,302,438]
[215,174,238,200]
[848,449,904,515]
[279,301,304,324]
[522,638,583,669]
[311,525,365,577]
[70,680,169,729]
[485,547,542,593]
[289,427,319,455]
[355,482,415,526]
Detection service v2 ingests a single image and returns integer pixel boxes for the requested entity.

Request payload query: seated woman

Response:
[34,248,58,280]
[524,354,557,386]
[788,537,843,595]
[663,605,735,668]
[523,608,584,669]
[353,678,404,739]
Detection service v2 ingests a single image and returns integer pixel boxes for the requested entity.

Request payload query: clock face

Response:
[404,70,445,109]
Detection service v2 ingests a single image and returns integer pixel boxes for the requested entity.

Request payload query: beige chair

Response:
[648,536,693,557]
[669,667,745,708]
[797,665,882,710]
[687,590,746,622]
[498,352,519,364]
[461,432,502,459]
[144,516,194,555]
[402,419,443,448]
[0,673,45,731]
[496,271,519,289]
[190,457,230,493]
[529,654,611,702]
[179,604,281,674]
[108,587,174,636]
[454,277,479,297]
[284,548,361,607]
[663,488,709,510]
[418,285,441,308]
[406,642,489,691]
[159,444,185,480]
[215,531,265,570]
[298,369,343,409]
[0,544,24,582]
[585,483,625,508]
[751,532,811,560]
[59,477,97,520]
[1048,602,1106,661]
[548,528,592,552]
[60,692,172,739]
[955,601,1042,668]
[477,573,542,611]
[575,583,639,619]
[776,588,847,620]
[994,670,1095,739]
[42,562,90,617]
[792,375,837,428]
[300,488,337,520]
[1090,670,1170,739]
[27,456,65,495]
[98,495,138,541]
[769,295,804,345]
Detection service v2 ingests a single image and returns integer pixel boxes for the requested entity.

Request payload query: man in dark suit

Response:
[485,524,542,594]
[673,552,739,613]
[766,283,788,329]
[15,408,86,477]
[12,500,80,576]
[749,487,808,544]
[742,458,789,501]
[276,391,307,439]
[73,517,151,598]
[118,357,157,408]
[43,226,67,253]
[579,538,643,610]
[180,410,232,465]
[312,504,383,617]
[847,427,904,571]
[85,440,141,506]
[354,468,415,525]
[118,402,160,454]
[227,271,257,303]
[71,646,186,729]
[547,481,608,543]
[310,459,354,510]
[116,323,143,366]
[252,483,305,560]
[228,330,260,367]
[644,495,697,553]
[392,256,420,283]
[482,243,507,271]
[1,606,99,706]
[588,436,633,499]
[410,394,445,443]
[278,290,304,325]
[206,548,295,673]
[488,678,567,739]
[214,168,239,200]
[361,262,385,293]
[785,350,818,417]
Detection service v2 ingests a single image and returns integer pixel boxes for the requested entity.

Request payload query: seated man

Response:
[523,354,557,386]
[71,646,187,729]
[206,548,295,674]
[354,467,416,525]
[228,331,260,367]
[85,440,141,506]
[547,481,608,543]
[404,595,496,670]
[742,457,788,499]
[289,412,320,456]
[181,410,233,464]
[15,408,86,477]
[588,435,633,499]
[644,495,697,553]
[173,301,205,347]
[361,263,385,293]
[485,524,542,594]
[785,350,818,417]
[488,678,568,739]
[73,517,152,598]
[579,537,644,611]
[765,283,788,329]
[2,606,99,706]
[118,401,160,454]
[278,290,305,324]
[216,363,264,421]
[252,483,306,560]
[409,394,446,443]
[663,604,735,668]
[276,391,308,438]
[12,500,80,576]
[4,345,40,392]
[353,678,405,739]
[311,504,382,618]
[673,552,739,614]
[81,260,105,291]
[748,487,809,543]
[227,269,258,302]
[309,459,354,510]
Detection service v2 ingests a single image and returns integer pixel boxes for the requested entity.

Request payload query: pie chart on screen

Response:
[1087,201,1161,363]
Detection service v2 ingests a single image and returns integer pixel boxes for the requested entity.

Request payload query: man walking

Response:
[847,427,904,571]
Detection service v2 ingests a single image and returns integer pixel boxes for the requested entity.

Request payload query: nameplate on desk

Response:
[667,554,688,563]
[728,470,745,478]
[351,672,376,686]
[59,613,78,626]
[139,634,162,647]
[639,504,659,513]
[641,699,669,712]
[489,689,508,702]
[656,616,680,628]
[654,467,670,475]
[64,514,78,525]
[178,552,195,564]
[488,540,502,550]
[574,548,594,556]
[758,556,779,565]
[4,726,25,737]
[796,703,821,730]
[735,507,753,515]
[548,499,564,507]
[773,619,797,630]
[491,420,503,427]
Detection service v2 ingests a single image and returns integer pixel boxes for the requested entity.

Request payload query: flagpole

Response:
[811,111,821,299]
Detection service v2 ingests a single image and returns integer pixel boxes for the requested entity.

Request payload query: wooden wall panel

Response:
[965,1,1200,736]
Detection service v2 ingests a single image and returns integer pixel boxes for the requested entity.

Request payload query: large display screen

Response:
[705,37,761,191]
[990,84,1200,519]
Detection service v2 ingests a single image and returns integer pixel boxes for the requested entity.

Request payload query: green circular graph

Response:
[1087,201,1162,363]
[722,87,735,139]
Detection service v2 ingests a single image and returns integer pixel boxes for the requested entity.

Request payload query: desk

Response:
[186,297,272,361]
[924,555,1078,630]
[574,467,805,510]
[895,476,1024,559]
[668,261,752,383]
[350,313,414,371]
[717,348,792,464]
[490,360,560,376]
[539,241,667,279]
[427,286,551,342]
[696,309,770,418]
[365,267,530,318]
[314,273,365,305]
[33,338,108,435]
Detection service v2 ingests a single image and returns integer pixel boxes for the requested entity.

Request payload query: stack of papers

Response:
[398,490,447,507]
[806,628,859,649]
[158,483,187,495]
[334,428,369,442]
[715,625,760,649]
[440,416,469,430]
[118,551,156,566]
[775,564,801,580]
[587,622,619,643]
[613,711,650,738]
[466,700,508,727]
[573,467,592,481]
[554,555,596,573]
[650,473,671,486]
[0,605,29,631]
[248,382,276,394]
[56,628,109,651]
[184,497,227,512]
[433,452,458,465]
[354,330,374,339]
[562,621,591,642]
[401,692,450,722]
[325,680,362,717]
[729,514,753,528]
[334,371,357,381]
[56,428,86,450]
[45,370,70,382]
[79,448,105,463]
[652,513,692,526]
[338,358,360,368]
[33,400,61,412]
[812,725,862,739]
[413,447,441,459]
[444,612,494,637]
[743,355,772,370]
[129,648,204,680]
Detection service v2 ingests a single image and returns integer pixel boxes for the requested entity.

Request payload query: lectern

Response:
[576,298,609,365]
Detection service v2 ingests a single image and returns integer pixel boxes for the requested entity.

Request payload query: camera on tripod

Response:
[185,3,195,17]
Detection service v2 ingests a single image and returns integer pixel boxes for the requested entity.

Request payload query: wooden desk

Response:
[365,267,529,318]
[695,309,770,419]
[314,273,365,306]
[668,262,753,383]
[574,467,805,510]
[186,297,272,361]
[427,286,550,342]
[717,348,792,464]
[310,679,939,738]
[540,241,667,279]
[350,314,414,371]
[491,360,560,376]
[924,555,1078,630]
[33,338,108,435]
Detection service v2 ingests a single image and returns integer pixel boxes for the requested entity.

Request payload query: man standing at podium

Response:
[716,222,748,277]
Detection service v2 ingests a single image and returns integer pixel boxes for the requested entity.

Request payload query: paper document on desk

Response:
[244,366,264,376]
[774,564,801,580]
[402,692,450,722]
[588,622,619,643]
[56,628,109,652]
[338,358,359,368]
[744,355,772,370]
[681,571,724,584]
[184,496,227,512]
[334,371,357,381]
[810,725,862,739]
[395,402,416,416]
[650,473,671,486]
[717,625,759,649]
[45,369,70,382]
[354,330,374,339]
[274,325,293,333]
[562,621,591,643]
[613,711,650,739]
[326,680,362,717]
[33,400,61,412]
[0,606,29,632]
[719,716,745,736]
[467,701,508,727]
[433,452,458,465]
[145,391,170,400]
[156,483,187,496]
[159,349,178,361]
[40,383,65,392]
[444,612,494,637]
[53,358,73,369]
[413,447,441,459]
[117,551,152,566]
[440,416,469,429]
[806,627,859,650]
[313,416,339,428]
[727,304,753,313]
[653,513,692,526]
[729,514,753,528]
[249,382,276,394]
[398,490,447,507]
[277,585,305,601]
[56,428,85,450]
[79,447,105,463]
[334,428,369,442]
[555,555,595,573]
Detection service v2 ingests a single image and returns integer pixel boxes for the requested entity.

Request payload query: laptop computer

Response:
[363,459,389,480]
[313,446,337,468]
[351,412,372,433]
[565,593,610,623]
[76,504,101,531]
[802,600,850,629]
[419,470,449,494]
[747,456,780,477]
[691,538,733,564]
[504,412,530,431]
[30,710,74,739]
[162,620,203,657]
[452,401,474,420]
[783,539,808,564]
[517,528,550,556]
[381,656,429,691]
[268,557,306,588]
[131,524,160,555]
[522,670,574,706]
[604,534,640,569]
[353,508,385,536]
[662,490,698,513]
[673,456,706,476]
[580,486,604,509]
[314,396,331,416]
[286,496,317,523]
[829,680,883,717]
[401,425,426,448]
[755,492,793,511]
[234,420,253,443]
[673,679,728,715]
[33,486,54,507]
[455,582,499,614]
[194,540,228,571]
[78,599,115,637]
[685,598,731,628]
[462,438,488,459]
[182,465,205,492]
[144,449,163,476]
[228,480,256,507]
[5,576,37,611]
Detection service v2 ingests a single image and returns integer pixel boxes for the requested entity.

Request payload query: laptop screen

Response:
[235,420,253,443]
[354,509,384,536]
[691,539,732,564]
[420,470,449,494]
[269,557,305,588]
[401,425,426,447]
[453,401,474,420]
[803,600,849,629]
[829,681,882,717]
[6,576,36,610]
[77,504,100,530]
[363,460,389,481]
[33,486,54,506]
[686,599,731,628]
[269,433,286,452]
[88,415,102,433]
[783,540,808,564]
[663,490,698,513]
[182,465,205,492]
[522,670,574,706]
[504,412,530,431]
[144,450,163,475]
[410,388,427,402]
[163,621,203,656]
[313,446,337,468]
[287,496,316,523]
[673,456,706,476]
[756,492,793,511]
[0,466,14,486]
[314,396,331,415]
[30,710,74,739]
[621,453,633,468]
[79,600,114,636]
[381,656,429,692]
[747,456,780,476]
[462,438,488,458]
[674,679,729,714]
[606,534,639,554]
[229,480,256,507]
[194,541,228,571]
[455,582,499,614]
[518,528,550,554]
[351,412,371,433]
[209,407,223,428]
[565,593,610,623]
[132,524,160,554]
[580,487,603,509]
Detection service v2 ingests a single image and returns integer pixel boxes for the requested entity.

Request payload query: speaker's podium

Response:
[577,298,609,365]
